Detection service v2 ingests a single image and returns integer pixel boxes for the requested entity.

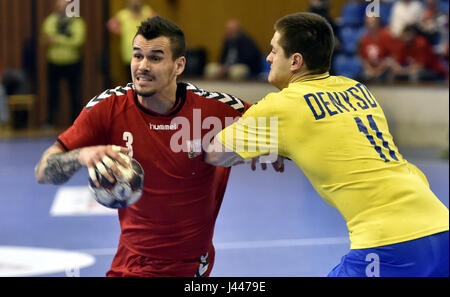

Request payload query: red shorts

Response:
[106,241,215,277]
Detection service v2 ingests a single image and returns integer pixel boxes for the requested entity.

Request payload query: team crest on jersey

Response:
[187,139,202,158]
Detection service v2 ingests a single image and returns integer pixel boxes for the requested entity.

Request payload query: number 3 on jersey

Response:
[354,115,398,162]
[123,132,134,157]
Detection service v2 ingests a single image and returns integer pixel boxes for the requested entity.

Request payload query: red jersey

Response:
[57,82,251,260]
[392,35,448,76]
[358,28,393,67]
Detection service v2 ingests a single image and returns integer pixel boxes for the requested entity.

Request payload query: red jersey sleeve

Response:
[185,82,252,120]
[57,92,114,152]
[183,83,252,155]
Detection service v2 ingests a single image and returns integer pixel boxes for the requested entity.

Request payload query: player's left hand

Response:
[250,155,284,172]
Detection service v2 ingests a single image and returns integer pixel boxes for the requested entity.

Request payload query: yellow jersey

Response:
[117,5,154,64]
[42,14,86,65]
[218,73,449,249]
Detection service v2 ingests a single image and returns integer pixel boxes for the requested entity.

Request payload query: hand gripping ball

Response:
[88,153,144,209]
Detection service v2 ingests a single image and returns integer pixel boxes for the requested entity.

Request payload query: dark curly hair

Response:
[134,16,186,60]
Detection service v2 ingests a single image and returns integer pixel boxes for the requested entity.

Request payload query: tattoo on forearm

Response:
[43,149,82,185]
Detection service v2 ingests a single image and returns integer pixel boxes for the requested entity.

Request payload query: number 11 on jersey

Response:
[354,115,398,162]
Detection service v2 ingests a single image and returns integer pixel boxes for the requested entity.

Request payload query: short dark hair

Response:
[135,16,186,59]
[274,12,334,74]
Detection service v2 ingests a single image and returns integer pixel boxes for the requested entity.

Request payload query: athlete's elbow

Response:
[34,164,50,185]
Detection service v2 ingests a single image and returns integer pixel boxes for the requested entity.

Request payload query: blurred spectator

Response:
[1,69,31,130]
[391,25,448,81]
[1,69,29,95]
[107,0,156,81]
[389,0,424,38]
[42,0,86,128]
[205,19,262,80]
[358,16,394,82]
[418,0,449,55]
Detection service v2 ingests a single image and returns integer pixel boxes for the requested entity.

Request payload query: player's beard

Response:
[134,74,157,98]
[136,89,156,98]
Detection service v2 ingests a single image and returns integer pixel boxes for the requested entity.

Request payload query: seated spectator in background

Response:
[107,0,156,81]
[392,25,448,81]
[42,0,86,127]
[205,19,262,80]
[358,16,394,82]
[389,0,424,38]
[1,68,30,128]
[418,0,449,55]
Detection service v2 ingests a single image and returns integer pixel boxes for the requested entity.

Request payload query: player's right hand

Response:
[78,145,130,187]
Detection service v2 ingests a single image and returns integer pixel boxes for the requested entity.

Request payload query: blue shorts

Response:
[328,231,449,277]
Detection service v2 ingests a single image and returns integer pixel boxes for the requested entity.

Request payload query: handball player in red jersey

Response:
[34,16,254,276]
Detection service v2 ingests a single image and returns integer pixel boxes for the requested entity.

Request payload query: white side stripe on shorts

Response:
[195,252,209,277]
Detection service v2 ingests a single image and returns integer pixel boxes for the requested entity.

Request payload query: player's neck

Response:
[138,83,178,115]
[290,70,329,84]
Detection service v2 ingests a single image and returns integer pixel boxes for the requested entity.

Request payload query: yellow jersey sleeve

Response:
[217,93,282,160]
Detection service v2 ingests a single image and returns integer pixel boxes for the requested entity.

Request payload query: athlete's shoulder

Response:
[184,82,247,113]
[86,83,134,110]
[265,84,305,105]
[329,75,362,88]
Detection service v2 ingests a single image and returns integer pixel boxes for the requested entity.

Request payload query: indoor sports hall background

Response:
[0,0,448,276]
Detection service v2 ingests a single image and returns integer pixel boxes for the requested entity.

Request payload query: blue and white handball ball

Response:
[88,153,144,209]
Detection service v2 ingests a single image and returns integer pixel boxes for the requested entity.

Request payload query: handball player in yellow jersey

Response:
[205,12,449,277]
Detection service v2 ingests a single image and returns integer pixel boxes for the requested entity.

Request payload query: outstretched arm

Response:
[205,138,284,172]
[204,138,245,167]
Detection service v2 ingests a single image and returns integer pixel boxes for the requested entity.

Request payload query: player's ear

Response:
[291,53,303,72]
[174,56,186,76]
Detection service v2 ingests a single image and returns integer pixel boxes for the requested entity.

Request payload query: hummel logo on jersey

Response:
[149,123,179,131]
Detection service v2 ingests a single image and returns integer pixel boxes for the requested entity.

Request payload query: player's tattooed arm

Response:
[35,144,131,185]
[35,144,82,185]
